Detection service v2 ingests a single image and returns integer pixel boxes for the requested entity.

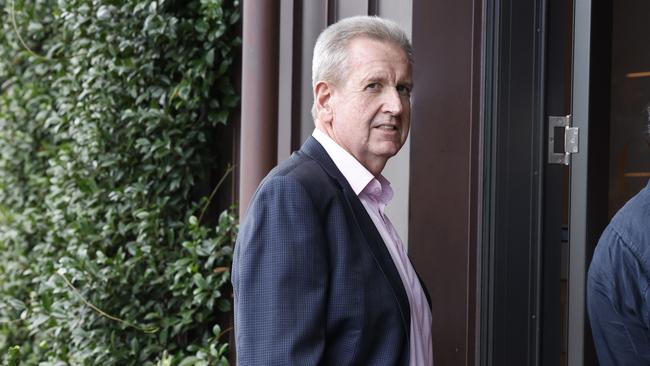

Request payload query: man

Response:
[587,179,650,365]
[232,16,433,365]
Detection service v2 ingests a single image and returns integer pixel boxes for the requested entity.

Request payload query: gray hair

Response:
[311,16,413,121]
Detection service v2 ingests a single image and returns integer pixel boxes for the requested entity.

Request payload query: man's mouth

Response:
[375,124,398,131]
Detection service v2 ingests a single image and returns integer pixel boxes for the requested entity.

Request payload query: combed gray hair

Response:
[311,16,413,121]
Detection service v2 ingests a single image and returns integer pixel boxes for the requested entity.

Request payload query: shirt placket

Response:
[382,198,431,362]
[367,182,433,365]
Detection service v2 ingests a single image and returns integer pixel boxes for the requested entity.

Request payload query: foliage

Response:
[0,0,240,364]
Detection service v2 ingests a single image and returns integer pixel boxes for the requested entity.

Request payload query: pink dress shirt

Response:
[312,129,433,366]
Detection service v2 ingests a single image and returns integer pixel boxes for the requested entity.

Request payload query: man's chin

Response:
[373,146,402,159]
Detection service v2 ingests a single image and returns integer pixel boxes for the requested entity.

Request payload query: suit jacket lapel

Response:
[298,136,411,333]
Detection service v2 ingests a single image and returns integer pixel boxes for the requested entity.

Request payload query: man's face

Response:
[317,37,412,175]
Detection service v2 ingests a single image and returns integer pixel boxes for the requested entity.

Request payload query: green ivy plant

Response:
[0,0,240,364]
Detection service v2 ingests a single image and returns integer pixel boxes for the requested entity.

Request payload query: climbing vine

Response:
[0,0,240,364]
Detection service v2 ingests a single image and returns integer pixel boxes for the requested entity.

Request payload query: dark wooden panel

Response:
[410,0,483,365]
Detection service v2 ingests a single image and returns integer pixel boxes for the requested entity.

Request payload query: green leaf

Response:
[195,20,208,34]
[205,48,215,65]
[28,22,44,33]
[179,356,200,366]
[135,211,150,219]
[188,215,199,226]
[216,299,231,312]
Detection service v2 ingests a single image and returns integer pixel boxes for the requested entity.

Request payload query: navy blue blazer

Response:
[232,137,426,365]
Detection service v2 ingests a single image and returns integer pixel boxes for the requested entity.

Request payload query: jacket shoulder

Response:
[260,151,343,205]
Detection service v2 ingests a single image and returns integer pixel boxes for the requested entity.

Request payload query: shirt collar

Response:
[312,128,379,196]
[362,175,394,205]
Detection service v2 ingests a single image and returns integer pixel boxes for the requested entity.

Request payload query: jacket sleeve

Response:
[232,175,329,365]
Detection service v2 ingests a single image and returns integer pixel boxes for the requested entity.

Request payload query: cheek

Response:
[402,106,411,129]
[342,106,372,133]
[403,114,411,131]
[350,101,371,123]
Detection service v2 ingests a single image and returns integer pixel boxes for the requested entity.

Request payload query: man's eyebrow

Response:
[396,80,414,90]
[359,73,413,88]
[362,75,388,84]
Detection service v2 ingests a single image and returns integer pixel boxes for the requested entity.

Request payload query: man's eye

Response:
[366,83,380,90]
[397,85,411,96]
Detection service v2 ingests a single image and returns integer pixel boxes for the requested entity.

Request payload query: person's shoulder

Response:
[270,151,326,179]
[256,151,341,204]
[603,184,650,264]
[610,184,650,240]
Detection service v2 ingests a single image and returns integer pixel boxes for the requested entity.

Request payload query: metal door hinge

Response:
[548,115,579,165]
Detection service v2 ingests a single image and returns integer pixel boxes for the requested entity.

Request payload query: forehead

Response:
[344,37,411,80]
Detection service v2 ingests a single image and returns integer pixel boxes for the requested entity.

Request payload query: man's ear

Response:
[314,81,333,123]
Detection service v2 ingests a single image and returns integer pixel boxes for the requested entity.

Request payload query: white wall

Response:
[377,0,413,247]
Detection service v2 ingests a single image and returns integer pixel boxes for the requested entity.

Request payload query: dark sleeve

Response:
[232,175,328,365]
[587,227,650,366]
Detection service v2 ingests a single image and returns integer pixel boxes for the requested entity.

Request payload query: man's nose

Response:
[382,88,404,116]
